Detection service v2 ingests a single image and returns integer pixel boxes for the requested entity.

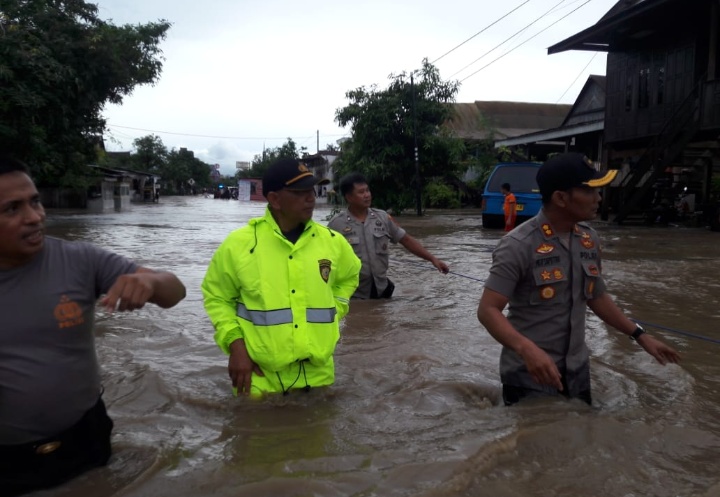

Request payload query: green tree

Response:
[237,138,306,179]
[0,0,170,186]
[334,59,465,213]
[102,134,213,194]
[162,147,213,193]
[131,134,167,173]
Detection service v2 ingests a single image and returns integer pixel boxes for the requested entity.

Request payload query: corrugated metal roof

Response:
[446,101,572,140]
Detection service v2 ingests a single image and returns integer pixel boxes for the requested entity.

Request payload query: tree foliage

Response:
[0,0,171,186]
[334,59,465,213]
[100,134,213,194]
[237,138,307,179]
[131,134,168,172]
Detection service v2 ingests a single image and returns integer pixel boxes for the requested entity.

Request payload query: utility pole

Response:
[317,130,319,153]
[410,72,422,216]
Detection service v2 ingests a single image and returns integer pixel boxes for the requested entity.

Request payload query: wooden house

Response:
[548,0,720,223]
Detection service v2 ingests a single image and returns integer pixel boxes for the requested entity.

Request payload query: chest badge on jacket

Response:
[536,243,555,254]
[318,259,332,283]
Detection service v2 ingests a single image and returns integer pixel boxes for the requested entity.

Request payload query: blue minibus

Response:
[481,162,542,229]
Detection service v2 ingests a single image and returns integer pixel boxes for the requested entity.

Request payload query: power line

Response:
[431,0,531,65]
[106,124,347,141]
[459,0,593,83]
[556,52,598,102]
[449,0,568,79]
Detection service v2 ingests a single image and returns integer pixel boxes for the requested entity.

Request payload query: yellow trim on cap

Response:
[584,169,618,187]
[285,172,314,186]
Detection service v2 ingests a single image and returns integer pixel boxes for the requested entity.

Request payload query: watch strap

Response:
[630,325,646,341]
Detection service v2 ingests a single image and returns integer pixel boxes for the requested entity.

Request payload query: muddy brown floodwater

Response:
[32,196,720,497]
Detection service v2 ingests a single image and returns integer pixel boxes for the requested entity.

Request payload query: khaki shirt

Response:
[484,209,606,397]
[327,208,406,299]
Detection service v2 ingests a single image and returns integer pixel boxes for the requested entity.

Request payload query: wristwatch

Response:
[629,324,646,341]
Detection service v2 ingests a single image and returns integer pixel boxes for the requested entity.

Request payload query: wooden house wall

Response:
[605,36,699,144]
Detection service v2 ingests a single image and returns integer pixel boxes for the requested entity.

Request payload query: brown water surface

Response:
[34,196,720,497]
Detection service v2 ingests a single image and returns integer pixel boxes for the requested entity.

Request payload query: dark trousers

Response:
[0,397,114,496]
[370,278,395,299]
[502,382,592,406]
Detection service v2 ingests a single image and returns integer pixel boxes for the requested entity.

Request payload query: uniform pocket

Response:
[345,235,361,256]
[529,266,568,305]
[373,232,390,255]
[581,262,600,299]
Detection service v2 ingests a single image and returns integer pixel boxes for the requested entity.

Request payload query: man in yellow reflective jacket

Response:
[202,158,361,396]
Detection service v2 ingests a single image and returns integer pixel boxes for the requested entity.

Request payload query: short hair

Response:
[0,154,29,176]
[501,183,511,191]
[339,172,368,197]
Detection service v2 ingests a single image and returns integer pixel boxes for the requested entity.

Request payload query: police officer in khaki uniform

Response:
[327,172,449,299]
[477,153,680,405]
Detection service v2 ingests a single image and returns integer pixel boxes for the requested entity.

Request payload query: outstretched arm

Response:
[100,267,186,312]
[477,288,563,391]
[399,234,449,273]
[588,292,680,365]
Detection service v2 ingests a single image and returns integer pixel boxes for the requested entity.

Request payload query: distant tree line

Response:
[236,138,308,180]
[101,134,214,194]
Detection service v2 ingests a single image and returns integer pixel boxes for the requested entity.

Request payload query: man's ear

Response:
[551,190,567,208]
[267,191,281,209]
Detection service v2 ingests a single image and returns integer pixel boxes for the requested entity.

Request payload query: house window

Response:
[657,67,665,104]
[625,75,633,111]
[638,68,650,108]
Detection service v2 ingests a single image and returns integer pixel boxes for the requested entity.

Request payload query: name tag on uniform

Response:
[346,236,360,244]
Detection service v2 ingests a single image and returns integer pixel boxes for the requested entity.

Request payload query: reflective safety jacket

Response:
[202,207,361,373]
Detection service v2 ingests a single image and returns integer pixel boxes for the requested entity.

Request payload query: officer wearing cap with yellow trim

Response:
[477,152,680,405]
[202,157,361,397]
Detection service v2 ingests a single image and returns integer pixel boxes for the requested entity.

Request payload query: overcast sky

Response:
[98,0,618,175]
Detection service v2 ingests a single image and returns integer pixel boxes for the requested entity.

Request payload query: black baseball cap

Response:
[536,153,618,197]
[262,157,329,195]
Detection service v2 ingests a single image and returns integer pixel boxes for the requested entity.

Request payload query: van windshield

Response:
[487,166,540,193]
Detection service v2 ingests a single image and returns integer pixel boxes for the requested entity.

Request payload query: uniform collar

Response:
[537,209,581,240]
[259,206,316,234]
[345,207,376,223]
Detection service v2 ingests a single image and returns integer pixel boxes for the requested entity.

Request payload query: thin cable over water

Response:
[393,258,720,345]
